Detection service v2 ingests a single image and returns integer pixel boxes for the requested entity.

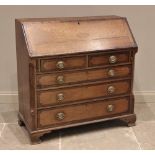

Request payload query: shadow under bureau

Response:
[15,16,138,144]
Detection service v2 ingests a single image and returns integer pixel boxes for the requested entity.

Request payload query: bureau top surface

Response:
[16,16,137,57]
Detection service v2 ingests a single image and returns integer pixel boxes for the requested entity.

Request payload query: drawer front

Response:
[89,52,130,67]
[37,80,130,107]
[37,65,131,88]
[40,56,86,72]
[38,97,129,128]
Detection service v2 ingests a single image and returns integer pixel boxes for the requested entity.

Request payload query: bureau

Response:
[15,16,138,144]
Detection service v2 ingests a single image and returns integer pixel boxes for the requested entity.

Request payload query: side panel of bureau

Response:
[129,49,137,113]
[37,97,130,128]
[16,20,36,131]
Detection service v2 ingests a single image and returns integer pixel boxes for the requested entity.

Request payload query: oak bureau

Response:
[15,16,138,144]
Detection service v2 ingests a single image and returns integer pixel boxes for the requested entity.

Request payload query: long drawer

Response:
[37,80,131,107]
[37,65,131,88]
[37,96,130,128]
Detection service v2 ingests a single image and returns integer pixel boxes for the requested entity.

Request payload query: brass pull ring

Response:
[56,112,65,120]
[56,61,64,69]
[109,55,117,64]
[107,86,115,94]
[57,75,64,84]
[107,104,114,112]
[108,69,115,77]
[57,93,64,101]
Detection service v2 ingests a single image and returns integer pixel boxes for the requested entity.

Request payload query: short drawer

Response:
[37,80,131,107]
[40,56,86,72]
[88,51,130,67]
[37,97,130,128]
[37,65,132,88]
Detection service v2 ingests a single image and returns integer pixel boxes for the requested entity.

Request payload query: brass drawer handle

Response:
[56,61,64,69]
[56,112,65,120]
[57,75,64,84]
[108,69,115,77]
[109,55,117,64]
[107,85,115,94]
[57,93,64,101]
[107,104,114,112]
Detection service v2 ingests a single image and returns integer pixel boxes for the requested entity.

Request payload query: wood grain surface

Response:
[17,16,136,57]
[15,16,138,144]
[38,97,130,128]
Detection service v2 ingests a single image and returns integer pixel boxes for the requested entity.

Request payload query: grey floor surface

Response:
[0,102,155,149]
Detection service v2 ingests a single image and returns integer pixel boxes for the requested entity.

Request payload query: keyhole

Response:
[78,21,80,25]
